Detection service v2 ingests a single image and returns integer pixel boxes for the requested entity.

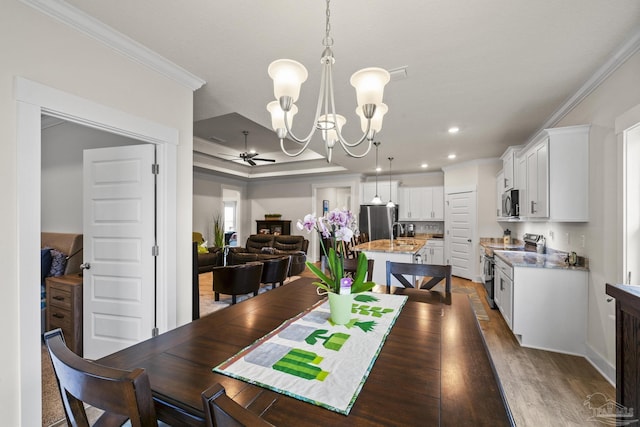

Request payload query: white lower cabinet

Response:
[494,254,588,355]
[424,239,444,265]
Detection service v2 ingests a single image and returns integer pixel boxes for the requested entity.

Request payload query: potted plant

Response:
[213,213,224,248]
[264,213,282,220]
[297,209,375,324]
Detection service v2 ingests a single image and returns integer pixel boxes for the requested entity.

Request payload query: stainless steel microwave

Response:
[502,189,519,217]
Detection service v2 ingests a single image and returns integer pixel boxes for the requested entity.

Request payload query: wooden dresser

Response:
[606,283,640,415]
[46,274,83,356]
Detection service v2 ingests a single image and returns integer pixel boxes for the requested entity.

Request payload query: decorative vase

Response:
[327,292,354,325]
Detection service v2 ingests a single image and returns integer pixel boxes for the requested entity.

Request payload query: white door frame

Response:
[15,77,178,427]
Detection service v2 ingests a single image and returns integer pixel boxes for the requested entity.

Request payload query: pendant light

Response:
[371,142,382,204]
[386,157,395,207]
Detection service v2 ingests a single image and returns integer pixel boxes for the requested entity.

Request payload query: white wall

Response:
[506,50,640,382]
[41,121,141,232]
[1,2,195,424]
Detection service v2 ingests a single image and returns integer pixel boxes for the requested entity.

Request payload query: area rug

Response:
[431,283,490,321]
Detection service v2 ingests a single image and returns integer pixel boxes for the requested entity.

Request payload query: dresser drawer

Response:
[48,307,73,330]
[48,286,72,310]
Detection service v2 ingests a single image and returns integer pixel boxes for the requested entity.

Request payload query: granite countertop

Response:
[479,238,524,256]
[493,250,589,271]
[353,238,427,254]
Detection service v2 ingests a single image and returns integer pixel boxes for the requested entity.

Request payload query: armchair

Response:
[212,262,264,305]
[193,232,223,273]
[228,234,308,276]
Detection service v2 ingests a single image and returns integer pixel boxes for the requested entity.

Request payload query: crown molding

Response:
[20,0,206,91]
[529,28,640,143]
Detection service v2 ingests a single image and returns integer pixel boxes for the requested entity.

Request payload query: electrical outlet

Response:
[548,230,554,240]
[581,235,586,248]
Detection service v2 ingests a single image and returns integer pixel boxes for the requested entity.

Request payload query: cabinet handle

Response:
[53,313,65,319]
[504,178,508,187]
[531,201,536,214]
[53,296,65,301]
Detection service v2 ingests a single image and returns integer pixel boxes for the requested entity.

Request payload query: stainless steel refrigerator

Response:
[358,204,398,241]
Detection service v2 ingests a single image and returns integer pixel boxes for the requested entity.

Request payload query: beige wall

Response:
[508,51,640,381]
[1,2,195,424]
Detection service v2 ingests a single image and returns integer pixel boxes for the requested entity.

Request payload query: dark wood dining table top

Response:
[98,278,514,426]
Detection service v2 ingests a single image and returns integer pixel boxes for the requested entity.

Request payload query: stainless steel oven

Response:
[481,252,496,309]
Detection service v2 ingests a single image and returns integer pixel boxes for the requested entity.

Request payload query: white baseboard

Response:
[585,343,615,386]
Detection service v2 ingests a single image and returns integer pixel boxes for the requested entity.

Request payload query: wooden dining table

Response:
[99,278,514,426]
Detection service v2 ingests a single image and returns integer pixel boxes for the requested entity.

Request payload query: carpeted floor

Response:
[41,343,64,427]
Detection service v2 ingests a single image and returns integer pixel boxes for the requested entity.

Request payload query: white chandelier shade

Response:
[266,0,390,163]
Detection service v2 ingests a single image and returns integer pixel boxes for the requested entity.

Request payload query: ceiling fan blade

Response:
[253,157,276,163]
[247,159,257,166]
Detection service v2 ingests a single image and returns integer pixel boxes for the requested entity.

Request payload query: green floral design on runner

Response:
[352,304,395,317]
[305,330,350,351]
[273,348,328,381]
[354,294,379,303]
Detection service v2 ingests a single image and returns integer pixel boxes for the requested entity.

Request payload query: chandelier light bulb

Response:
[268,59,308,102]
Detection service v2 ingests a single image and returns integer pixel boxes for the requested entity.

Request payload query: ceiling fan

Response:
[219,131,276,166]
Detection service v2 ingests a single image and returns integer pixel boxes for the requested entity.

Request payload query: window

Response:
[223,201,236,232]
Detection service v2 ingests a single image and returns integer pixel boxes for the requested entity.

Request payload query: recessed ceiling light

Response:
[421,163,428,168]
[448,127,459,134]
[448,154,456,159]
[376,166,381,172]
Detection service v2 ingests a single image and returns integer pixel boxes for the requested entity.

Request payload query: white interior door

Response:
[83,144,156,359]
[625,123,640,284]
[446,190,477,280]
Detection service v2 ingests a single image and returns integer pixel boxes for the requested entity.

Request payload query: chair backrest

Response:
[201,383,275,427]
[261,256,291,287]
[344,258,375,282]
[213,262,264,296]
[44,328,158,427]
[385,261,452,294]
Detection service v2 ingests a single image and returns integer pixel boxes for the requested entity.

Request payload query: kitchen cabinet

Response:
[398,186,444,220]
[494,256,513,329]
[519,124,589,221]
[361,180,398,205]
[500,146,522,191]
[424,239,444,265]
[496,170,504,218]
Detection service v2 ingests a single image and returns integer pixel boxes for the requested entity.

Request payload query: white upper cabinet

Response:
[518,124,590,222]
[496,170,504,218]
[398,186,444,220]
[500,146,522,191]
[361,180,398,205]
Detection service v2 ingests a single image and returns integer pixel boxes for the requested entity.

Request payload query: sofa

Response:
[193,232,224,273]
[228,234,309,276]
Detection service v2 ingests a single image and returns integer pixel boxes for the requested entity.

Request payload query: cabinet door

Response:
[494,268,503,308]
[361,182,378,204]
[517,155,526,213]
[410,187,427,220]
[526,140,549,218]
[430,187,444,220]
[398,187,411,220]
[503,154,514,191]
[431,246,444,265]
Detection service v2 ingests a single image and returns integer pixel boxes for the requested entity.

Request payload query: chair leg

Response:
[231,295,237,304]
[214,292,219,301]
[253,291,258,296]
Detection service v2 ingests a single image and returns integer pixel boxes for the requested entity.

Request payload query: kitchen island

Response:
[353,238,426,286]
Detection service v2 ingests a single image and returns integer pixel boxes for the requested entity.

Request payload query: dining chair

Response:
[201,383,275,427]
[260,256,291,289]
[344,257,375,282]
[385,261,452,294]
[213,262,264,304]
[43,328,158,427]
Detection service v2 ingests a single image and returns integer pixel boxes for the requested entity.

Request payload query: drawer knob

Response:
[53,296,65,301]
[53,313,65,319]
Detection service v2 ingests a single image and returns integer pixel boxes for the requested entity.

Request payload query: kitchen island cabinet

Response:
[353,238,425,286]
[494,250,588,355]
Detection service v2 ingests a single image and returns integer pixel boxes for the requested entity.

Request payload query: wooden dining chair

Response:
[385,261,452,294]
[344,257,375,281]
[201,383,275,427]
[43,328,158,427]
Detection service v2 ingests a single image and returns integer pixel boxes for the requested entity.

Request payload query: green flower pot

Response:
[328,292,354,325]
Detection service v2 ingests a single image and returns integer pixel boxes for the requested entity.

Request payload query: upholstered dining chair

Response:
[201,383,275,427]
[44,328,158,427]
[213,262,264,304]
[344,258,375,282]
[260,256,291,289]
[385,261,452,294]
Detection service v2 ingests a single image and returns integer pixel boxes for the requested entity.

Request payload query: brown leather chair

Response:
[213,262,264,304]
[344,258,375,282]
[43,328,158,427]
[260,256,291,289]
[201,383,275,427]
[385,261,452,294]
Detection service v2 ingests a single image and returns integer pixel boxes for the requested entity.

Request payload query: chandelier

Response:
[386,156,395,207]
[266,0,390,163]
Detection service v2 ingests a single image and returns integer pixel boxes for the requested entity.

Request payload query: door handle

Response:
[80,262,91,270]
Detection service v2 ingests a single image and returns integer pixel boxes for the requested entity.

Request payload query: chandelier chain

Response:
[323,0,333,47]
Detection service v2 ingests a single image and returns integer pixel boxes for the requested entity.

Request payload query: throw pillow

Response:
[49,249,68,277]
[198,242,208,254]
[261,247,276,254]
[41,248,52,282]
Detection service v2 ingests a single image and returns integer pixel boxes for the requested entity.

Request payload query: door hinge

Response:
[152,163,159,174]
[152,245,159,256]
